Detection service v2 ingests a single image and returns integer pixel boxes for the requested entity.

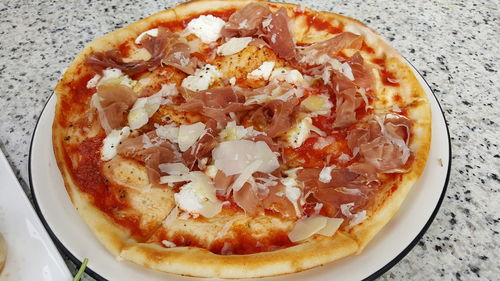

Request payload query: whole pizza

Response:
[53,0,431,278]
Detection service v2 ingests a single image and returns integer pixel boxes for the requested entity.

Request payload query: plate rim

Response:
[28,61,451,281]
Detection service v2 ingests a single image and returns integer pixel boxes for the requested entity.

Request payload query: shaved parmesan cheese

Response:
[231,160,263,191]
[178,122,206,152]
[336,187,362,196]
[204,165,218,179]
[319,165,335,183]
[338,153,351,163]
[135,28,158,44]
[181,64,222,91]
[270,68,304,84]
[101,126,131,161]
[162,207,179,227]
[212,140,279,176]
[342,62,355,80]
[217,37,252,56]
[286,117,312,148]
[128,94,162,130]
[159,163,189,175]
[285,185,302,217]
[288,215,343,242]
[185,15,225,43]
[161,240,176,248]
[340,202,367,226]
[174,172,222,218]
[262,16,272,29]
[313,136,334,150]
[248,61,276,80]
[219,121,262,141]
[155,123,179,143]
[317,217,344,236]
[87,74,101,88]
[301,94,333,117]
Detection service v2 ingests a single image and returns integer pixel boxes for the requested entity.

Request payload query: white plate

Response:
[0,150,72,281]
[29,63,450,281]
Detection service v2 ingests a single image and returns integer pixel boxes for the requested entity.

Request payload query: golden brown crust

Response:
[52,0,431,278]
[120,232,357,278]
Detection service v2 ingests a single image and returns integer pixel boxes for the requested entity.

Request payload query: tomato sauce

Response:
[372,58,400,86]
[306,14,343,34]
[68,137,145,238]
[209,224,294,255]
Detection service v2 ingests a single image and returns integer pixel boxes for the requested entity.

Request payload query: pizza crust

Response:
[120,231,358,278]
[52,0,431,278]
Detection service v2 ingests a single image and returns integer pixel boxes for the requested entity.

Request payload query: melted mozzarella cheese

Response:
[219,121,262,141]
[217,37,252,56]
[185,15,225,43]
[173,172,222,218]
[248,61,276,80]
[181,64,222,91]
[270,68,304,84]
[101,127,131,161]
[286,117,312,148]
[301,94,333,116]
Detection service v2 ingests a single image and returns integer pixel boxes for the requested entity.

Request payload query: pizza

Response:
[52,0,431,278]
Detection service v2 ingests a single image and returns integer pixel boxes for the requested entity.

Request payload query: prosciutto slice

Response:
[332,88,363,129]
[347,114,413,173]
[117,131,181,185]
[299,32,363,64]
[261,183,298,218]
[262,7,297,61]
[249,97,299,137]
[345,52,373,90]
[297,167,369,216]
[179,87,254,125]
[162,42,197,75]
[86,27,182,75]
[221,3,271,38]
[182,119,219,169]
[233,183,260,215]
[93,84,137,134]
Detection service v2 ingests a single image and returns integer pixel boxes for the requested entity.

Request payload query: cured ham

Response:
[262,8,297,61]
[298,32,363,65]
[93,84,137,134]
[262,183,298,218]
[347,114,412,173]
[233,183,260,215]
[332,88,363,128]
[297,167,369,216]
[221,3,271,38]
[345,52,373,90]
[179,87,254,125]
[163,42,197,75]
[117,131,181,184]
[86,27,191,75]
[249,97,299,137]
[182,119,219,168]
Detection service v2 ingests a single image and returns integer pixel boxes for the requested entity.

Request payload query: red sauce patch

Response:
[209,224,294,255]
[361,41,375,54]
[372,58,400,86]
[69,137,145,239]
[118,40,132,57]
[306,14,343,34]
[160,9,236,31]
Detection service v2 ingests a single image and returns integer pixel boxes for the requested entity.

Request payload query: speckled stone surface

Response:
[0,0,498,280]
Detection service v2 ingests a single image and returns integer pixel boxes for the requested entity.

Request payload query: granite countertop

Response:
[0,0,498,280]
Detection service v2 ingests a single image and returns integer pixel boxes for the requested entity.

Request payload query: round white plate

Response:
[29,63,450,281]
